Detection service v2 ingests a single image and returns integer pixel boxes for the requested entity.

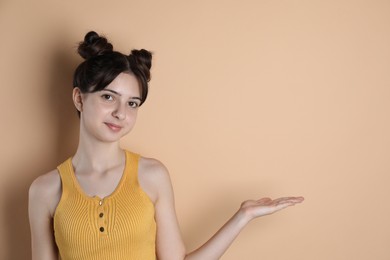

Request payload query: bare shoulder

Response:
[30,170,61,197]
[138,156,173,204]
[29,169,62,217]
[139,157,169,175]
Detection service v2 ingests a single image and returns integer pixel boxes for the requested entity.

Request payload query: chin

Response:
[102,130,132,142]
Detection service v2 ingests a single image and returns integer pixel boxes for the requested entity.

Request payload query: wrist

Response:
[234,206,253,227]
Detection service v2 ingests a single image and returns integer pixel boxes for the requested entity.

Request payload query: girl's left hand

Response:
[240,196,304,221]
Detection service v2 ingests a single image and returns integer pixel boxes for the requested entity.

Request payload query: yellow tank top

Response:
[54,151,156,260]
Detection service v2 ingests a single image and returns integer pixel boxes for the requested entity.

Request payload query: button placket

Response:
[98,199,107,235]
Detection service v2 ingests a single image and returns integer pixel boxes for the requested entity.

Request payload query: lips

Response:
[105,122,123,132]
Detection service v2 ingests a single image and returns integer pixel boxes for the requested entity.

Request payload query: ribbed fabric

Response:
[54,151,156,260]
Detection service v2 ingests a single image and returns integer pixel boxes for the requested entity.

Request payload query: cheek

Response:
[82,103,109,123]
[126,111,138,125]
[93,103,114,118]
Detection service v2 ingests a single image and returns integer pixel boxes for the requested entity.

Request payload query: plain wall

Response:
[1,0,389,259]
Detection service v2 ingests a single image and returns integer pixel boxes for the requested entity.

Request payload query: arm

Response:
[29,171,61,260]
[138,158,186,260]
[184,197,304,260]
[144,160,303,260]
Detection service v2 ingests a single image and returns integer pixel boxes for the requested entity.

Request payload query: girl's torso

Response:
[43,150,160,260]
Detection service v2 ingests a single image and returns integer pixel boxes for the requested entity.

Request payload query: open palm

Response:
[241,197,304,219]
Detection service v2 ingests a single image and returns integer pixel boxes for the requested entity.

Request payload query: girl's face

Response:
[75,72,142,143]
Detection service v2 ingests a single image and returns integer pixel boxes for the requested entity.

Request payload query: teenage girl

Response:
[29,31,304,260]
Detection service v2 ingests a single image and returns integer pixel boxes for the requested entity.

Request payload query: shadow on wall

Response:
[3,41,79,259]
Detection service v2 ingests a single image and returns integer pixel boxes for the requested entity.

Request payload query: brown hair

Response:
[73,31,152,107]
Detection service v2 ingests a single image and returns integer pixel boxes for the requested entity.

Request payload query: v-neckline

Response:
[68,151,128,202]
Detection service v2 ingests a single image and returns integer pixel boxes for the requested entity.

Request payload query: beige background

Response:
[1,0,389,259]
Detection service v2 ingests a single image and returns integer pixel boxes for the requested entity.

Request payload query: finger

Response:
[257,197,272,203]
[274,197,304,204]
[273,197,295,204]
[286,197,304,204]
[274,202,294,211]
[271,200,297,208]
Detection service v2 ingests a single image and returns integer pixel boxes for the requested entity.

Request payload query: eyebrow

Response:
[103,89,142,101]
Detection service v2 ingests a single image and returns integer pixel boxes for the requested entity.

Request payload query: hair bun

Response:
[131,49,152,70]
[129,49,152,82]
[78,31,113,60]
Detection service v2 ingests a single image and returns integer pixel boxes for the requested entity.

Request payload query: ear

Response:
[72,87,84,112]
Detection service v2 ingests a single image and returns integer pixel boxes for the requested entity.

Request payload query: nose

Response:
[112,102,126,120]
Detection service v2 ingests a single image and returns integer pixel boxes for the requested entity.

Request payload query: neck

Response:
[72,130,125,172]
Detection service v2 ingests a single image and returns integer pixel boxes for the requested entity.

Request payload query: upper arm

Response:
[139,158,186,260]
[28,170,61,260]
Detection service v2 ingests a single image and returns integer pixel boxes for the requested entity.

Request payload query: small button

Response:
[99,227,104,232]
[99,200,103,206]
[99,213,104,218]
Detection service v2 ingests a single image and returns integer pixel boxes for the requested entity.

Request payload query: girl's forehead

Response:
[104,73,140,96]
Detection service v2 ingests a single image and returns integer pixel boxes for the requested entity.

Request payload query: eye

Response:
[102,94,113,101]
[128,101,139,108]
